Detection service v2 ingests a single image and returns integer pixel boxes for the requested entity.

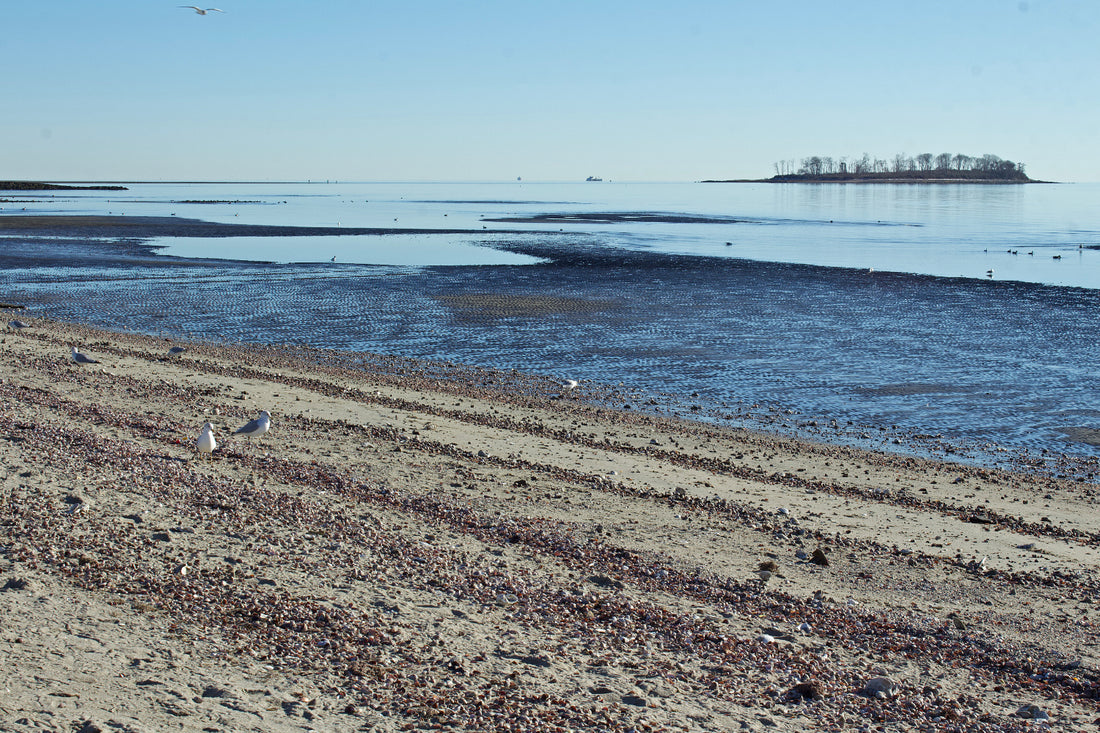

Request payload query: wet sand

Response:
[0,214,514,239]
[3,317,1100,731]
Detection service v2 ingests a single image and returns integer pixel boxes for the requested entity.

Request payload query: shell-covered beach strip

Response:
[3,319,1100,732]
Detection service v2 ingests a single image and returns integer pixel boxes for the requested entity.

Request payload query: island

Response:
[705,152,1039,183]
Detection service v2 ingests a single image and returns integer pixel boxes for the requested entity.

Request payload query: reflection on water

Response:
[153,234,542,266]
[3,181,1100,466]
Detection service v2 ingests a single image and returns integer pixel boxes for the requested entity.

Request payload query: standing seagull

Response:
[71,346,101,365]
[196,422,217,458]
[179,6,224,14]
[7,319,29,331]
[233,410,272,442]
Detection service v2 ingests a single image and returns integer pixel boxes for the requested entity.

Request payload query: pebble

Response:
[864,676,898,698]
[1015,704,1050,720]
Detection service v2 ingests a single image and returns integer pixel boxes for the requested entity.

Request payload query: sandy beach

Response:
[2,316,1100,731]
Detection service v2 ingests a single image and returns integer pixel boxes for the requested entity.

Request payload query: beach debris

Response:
[795,549,809,560]
[70,346,100,365]
[168,345,186,356]
[196,422,217,458]
[798,622,813,633]
[810,548,830,566]
[787,681,822,701]
[1015,704,1050,720]
[233,410,272,441]
[864,676,899,698]
[63,493,89,515]
[589,574,624,590]
[756,633,775,643]
[2,576,32,591]
[756,569,773,582]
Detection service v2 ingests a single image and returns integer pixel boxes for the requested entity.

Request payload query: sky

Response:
[2,1,1097,182]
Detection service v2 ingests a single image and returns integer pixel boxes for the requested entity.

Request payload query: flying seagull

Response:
[180,6,225,14]
[71,346,101,365]
[233,410,272,442]
[196,422,217,458]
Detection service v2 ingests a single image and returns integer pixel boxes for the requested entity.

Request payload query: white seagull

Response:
[8,319,29,331]
[563,379,579,391]
[71,346,101,365]
[179,6,224,14]
[233,410,272,442]
[196,422,217,458]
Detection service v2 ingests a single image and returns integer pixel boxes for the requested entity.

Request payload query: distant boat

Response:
[585,176,603,182]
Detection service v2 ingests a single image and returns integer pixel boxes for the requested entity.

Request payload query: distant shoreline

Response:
[0,180,128,191]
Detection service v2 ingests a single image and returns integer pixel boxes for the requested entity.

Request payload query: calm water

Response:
[3,181,1099,466]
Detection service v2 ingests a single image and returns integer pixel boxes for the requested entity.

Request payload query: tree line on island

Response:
[765,152,1031,182]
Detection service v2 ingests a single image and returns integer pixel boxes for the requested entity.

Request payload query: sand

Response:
[2,316,1099,731]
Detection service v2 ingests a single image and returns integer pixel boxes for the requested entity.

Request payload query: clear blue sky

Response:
[2,1,1096,182]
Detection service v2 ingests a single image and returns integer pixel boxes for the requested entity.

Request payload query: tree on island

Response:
[764,152,1029,182]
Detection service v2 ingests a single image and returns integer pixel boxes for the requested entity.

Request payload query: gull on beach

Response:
[179,6,224,14]
[168,346,186,356]
[233,410,272,441]
[7,319,29,331]
[196,422,217,457]
[71,346,100,365]
[563,379,579,391]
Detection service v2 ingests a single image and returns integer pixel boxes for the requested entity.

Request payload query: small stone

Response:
[1015,704,1049,720]
[864,676,898,698]
[811,548,829,566]
[621,694,648,707]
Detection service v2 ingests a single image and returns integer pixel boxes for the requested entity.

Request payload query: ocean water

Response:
[3,181,1099,467]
